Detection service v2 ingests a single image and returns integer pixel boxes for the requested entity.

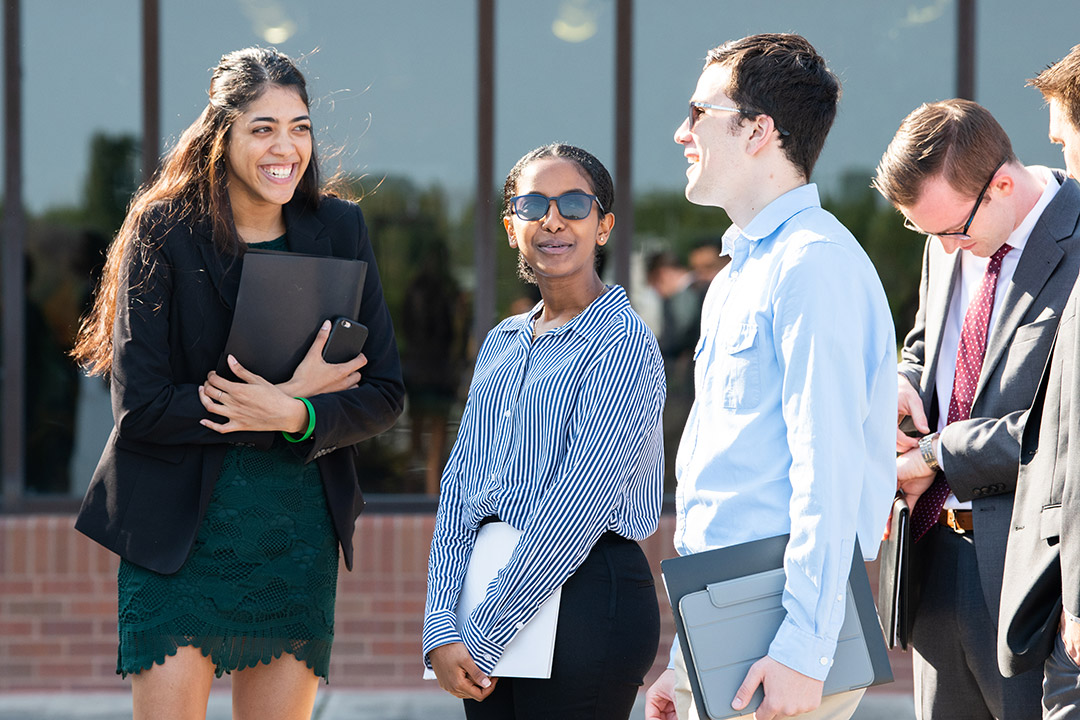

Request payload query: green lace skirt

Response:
[116,442,339,681]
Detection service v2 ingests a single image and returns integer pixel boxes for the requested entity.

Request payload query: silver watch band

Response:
[919,433,940,472]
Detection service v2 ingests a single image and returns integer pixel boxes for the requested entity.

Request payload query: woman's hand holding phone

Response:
[278,318,368,398]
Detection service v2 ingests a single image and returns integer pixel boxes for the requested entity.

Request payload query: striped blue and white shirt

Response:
[422,285,666,674]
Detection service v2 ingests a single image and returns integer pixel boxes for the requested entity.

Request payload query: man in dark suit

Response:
[998,46,1080,719]
[873,98,1080,719]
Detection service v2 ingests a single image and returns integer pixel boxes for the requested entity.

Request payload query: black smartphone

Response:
[322,317,368,364]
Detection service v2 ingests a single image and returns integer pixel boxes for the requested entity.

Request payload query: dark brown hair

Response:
[872,99,1016,208]
[705,33,840,180]
[73,47,321,375]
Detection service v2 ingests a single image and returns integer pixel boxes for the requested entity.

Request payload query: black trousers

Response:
[463,533,660,720]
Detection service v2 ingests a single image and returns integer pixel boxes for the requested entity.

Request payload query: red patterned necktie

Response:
[910,243,1013,542]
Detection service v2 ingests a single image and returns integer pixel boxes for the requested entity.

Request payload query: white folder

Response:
[424,522,562,679]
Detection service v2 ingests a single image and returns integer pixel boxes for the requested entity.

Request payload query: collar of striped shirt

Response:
[502,284,626,339]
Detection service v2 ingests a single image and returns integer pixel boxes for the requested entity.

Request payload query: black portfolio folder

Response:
[877,495,911,650]
[220,250,367,384]
[661,535,892,720]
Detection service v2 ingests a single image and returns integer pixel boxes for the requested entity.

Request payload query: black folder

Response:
[877,495,911,650]
[661,535,892,720]
[219,249,367,384]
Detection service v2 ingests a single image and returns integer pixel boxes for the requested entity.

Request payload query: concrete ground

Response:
[0,688,915,719]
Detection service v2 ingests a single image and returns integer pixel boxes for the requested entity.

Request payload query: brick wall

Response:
[0,514,910,695]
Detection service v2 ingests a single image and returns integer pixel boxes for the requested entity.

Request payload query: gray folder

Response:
[662,535,892,720]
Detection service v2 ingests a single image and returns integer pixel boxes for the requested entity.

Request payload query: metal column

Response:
[2,0,24,508]
[613,0,633,290]
[472,0,496,347]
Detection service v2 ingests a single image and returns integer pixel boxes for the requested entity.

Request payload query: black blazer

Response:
[75,195,405,574]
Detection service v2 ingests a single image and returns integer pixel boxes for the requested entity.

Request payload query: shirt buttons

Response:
[504,410,513,418]
[836,593,843,602]
[820,657,829,666]
[515,621,526,630]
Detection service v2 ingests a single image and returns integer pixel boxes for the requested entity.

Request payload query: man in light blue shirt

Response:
[645,34,896,720]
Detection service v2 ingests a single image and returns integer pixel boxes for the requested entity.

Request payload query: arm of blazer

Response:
[288,199,405,463]
[110,214,268,447]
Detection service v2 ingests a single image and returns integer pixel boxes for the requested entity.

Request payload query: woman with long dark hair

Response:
[73,47,403,720]
[423,143,665,719]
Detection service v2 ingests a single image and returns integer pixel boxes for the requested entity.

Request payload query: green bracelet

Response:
[283,397,316,443]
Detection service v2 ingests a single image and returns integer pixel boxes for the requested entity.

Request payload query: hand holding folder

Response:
[219,250,368,384]
[661,535,892,720]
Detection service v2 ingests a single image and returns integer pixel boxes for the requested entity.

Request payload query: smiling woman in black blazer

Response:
[72,47,403,720]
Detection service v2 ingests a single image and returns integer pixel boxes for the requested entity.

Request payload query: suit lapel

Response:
[192,218,243,311]
[284,198,330,256]
[923,240,961,400]
[975,175,1075,401]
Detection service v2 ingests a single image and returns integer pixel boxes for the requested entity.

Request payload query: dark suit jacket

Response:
[999,199,1080,676]
[75,195,405,574]
[898,173,1080,625]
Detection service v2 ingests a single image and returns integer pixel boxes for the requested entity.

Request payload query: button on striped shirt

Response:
[422,285,666,673]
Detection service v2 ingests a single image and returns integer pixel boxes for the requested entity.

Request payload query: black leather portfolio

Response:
[877,495,911,650]
[220,249,367,384]
[661,535,892,720]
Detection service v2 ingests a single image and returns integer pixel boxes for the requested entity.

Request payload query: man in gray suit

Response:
[998,46,1080,719]
[873,98,1080,719]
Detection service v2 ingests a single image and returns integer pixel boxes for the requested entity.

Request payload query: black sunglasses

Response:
[509,192,603,222]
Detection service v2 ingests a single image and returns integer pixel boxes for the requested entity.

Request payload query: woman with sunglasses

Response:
[423,143,666,719]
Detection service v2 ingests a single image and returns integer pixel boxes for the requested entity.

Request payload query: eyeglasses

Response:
[903,159,1007,240]
[689,101,790,136]
[509,192,603,222]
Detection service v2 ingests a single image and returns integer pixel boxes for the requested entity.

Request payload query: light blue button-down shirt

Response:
[673,184,897,680]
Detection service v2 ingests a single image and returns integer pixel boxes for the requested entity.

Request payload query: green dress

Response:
[116,236,339,681]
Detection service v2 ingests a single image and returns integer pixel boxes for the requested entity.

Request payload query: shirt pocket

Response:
[715,322,761,409]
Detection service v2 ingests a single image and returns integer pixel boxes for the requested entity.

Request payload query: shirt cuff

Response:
[767,614,839,682]
[460,613,507,676]
[421,610,461,668]
[1065,607,1080,625]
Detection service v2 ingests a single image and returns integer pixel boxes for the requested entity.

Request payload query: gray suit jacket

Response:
[899,173,1080,625]
[999,186,1080,677]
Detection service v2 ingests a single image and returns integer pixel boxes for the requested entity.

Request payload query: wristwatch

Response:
[919,432,940,472]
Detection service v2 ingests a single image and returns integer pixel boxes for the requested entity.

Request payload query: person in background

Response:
[874,98,1080,720]
[646,250,701,489]
[423,143,665,720]
[687,238,728,291]
[73,47,404,720]
[645,33,896,720]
